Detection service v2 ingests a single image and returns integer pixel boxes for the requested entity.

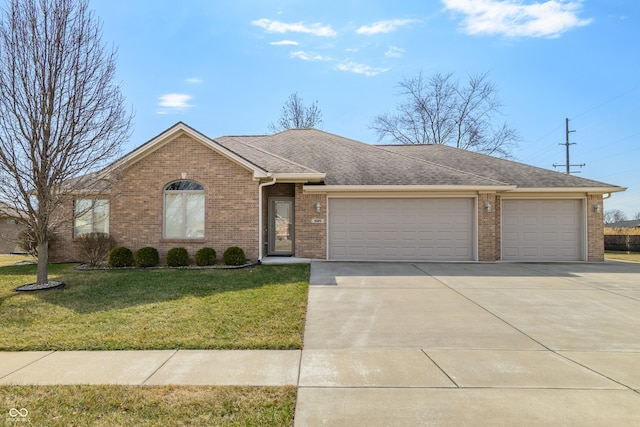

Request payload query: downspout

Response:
[258,176,277,262]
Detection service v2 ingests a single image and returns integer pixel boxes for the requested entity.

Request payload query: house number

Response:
[311,218,324,224]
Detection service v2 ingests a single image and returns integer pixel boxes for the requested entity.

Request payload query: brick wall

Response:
[294,184,326,259]
[587,194,604,262]
[51,133,260,263]
[0,217,26,253]
[477,193,498,261]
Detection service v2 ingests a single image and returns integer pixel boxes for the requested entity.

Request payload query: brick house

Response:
[0,202,26,254]
[49,122,624,263]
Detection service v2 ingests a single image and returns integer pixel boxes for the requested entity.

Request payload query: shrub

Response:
[108,247,134,268]
[74,232,116,267]
[135,246,159,268]
[166,247,190,267]
[222,246,246,266]
[195,247,217,266]
[17,227,58,257]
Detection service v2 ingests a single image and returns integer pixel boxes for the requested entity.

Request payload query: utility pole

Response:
[553,118,585,174]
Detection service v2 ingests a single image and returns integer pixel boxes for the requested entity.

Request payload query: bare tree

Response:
[0,0,132,285]
[604,209,627,225]
[268,92,323,133]
[634,212,640,220]
[371,71,518,157]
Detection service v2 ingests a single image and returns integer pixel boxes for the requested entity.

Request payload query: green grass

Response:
[0,385,296,426]
[0,254,34,267]
[605,251,640,262]
[0,263,309,351]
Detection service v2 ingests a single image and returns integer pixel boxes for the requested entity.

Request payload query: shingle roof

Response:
[379,144,617,188]
[212,128,621,190]
[606,219,640,228]
[226,129,508,186]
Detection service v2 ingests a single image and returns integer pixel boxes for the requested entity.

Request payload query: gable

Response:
[111,122,268,180]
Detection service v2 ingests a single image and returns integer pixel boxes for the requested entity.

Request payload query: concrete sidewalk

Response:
[0,350,300,386]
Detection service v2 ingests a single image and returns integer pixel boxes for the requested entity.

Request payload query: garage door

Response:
[329,198,475,261]
[502,199,584,261]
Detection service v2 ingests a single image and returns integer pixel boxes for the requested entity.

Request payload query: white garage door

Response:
[329,198,475,261]
[502,199,584,261]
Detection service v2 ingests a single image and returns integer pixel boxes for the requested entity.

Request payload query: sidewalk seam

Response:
[0,351,55,381]
[141,349,179,385]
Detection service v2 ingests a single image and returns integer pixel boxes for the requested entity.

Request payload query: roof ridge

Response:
[216,136,322,174]
[375,145,511,186]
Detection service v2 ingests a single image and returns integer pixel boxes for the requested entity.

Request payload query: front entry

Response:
[268,198,294,255]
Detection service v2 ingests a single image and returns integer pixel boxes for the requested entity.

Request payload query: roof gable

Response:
[110,122,269,179]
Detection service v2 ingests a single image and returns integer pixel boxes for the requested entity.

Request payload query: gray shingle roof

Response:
[227,129,507,186]
[380,144,618,188]
[213,128,621,190]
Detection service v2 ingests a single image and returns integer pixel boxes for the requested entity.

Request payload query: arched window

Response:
[163,180,205,239]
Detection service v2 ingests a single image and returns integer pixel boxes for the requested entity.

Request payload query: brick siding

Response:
[294,184,326,259]
[51,133,260,263]
[587,194,604,262]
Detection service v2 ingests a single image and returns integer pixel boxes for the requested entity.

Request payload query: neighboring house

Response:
[606,219,640,228]
[49,122,625,263]
[0,202,26,254]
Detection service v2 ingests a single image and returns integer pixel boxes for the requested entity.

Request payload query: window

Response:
[74,199,109,236]
[164,180,205,239]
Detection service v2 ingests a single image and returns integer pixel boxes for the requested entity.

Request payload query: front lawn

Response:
[1,385,296,426]
[605,251,640,263]
[0,263,309,351]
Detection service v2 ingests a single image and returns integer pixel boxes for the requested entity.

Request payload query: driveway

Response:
[295,261,640,426]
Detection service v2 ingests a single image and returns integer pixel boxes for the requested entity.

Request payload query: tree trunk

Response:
[37,240,49,285]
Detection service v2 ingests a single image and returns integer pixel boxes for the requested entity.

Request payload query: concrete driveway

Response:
[295,261,640,426]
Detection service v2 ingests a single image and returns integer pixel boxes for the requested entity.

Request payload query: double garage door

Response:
[328,198,584,262]
[329,198,475,261]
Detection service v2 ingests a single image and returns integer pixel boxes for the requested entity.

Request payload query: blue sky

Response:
[91,0,639,217]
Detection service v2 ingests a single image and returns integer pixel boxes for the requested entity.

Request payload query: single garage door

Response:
[502,199,584,261]
[329,198,475,261]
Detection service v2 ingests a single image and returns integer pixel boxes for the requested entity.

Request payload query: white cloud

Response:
[270,40,299,46]
[185,78,203,84]
[252,18,337,37]
[336,61,389,77]
[442,0,593,38]
[356,19,419,35]
[157,93,193,114]
[385,46,405,58]
[290,51,330,61]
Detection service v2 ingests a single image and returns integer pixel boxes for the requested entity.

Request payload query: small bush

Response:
[108,247,134,268]
[135,246,159,268]
[195,247,217,266]
[222,246,246,266]
[75,232,116,266]
[166,247,190,267]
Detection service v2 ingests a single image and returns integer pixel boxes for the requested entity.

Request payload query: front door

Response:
[269,198,294,255]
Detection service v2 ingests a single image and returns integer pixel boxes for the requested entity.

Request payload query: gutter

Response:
[258,176,277,262]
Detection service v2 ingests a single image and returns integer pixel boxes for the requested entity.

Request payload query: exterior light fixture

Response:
[485,202,492,213]
[594,203,601,213]
[315,202,322,213]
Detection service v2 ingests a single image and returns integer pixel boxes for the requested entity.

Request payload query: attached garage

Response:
[501,199,584,261]
[328,198,475,261]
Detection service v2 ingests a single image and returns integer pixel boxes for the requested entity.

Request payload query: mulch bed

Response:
[15,281,65,292]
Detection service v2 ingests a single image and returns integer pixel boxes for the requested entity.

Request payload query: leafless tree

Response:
[0,0,132,285]
[634,212,640,220]
[268,92,323,133]
[371,71,518,157]
[604,209,627,225]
